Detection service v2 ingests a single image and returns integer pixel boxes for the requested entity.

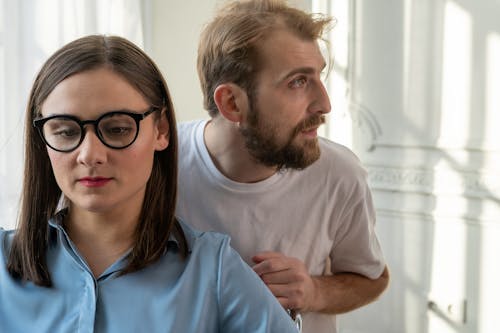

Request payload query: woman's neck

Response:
[64,206,138,277]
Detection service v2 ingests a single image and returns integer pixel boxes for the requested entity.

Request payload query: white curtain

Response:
[0,0,148,229]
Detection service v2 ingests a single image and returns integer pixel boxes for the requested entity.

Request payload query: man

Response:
[176,0,389,332]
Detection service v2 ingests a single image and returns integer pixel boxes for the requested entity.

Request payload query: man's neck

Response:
[204,118,278,183]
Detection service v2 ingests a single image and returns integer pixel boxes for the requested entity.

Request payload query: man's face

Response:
[240,29,331,170]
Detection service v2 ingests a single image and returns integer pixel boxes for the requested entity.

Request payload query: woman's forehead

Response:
[41,68,149,118]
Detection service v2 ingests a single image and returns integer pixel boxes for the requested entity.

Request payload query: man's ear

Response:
[213,83,249,123]
[154,108,170,151]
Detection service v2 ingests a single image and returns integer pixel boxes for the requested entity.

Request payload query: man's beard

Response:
[240,106,325,171]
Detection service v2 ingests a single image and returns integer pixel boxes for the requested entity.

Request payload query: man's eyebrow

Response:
[277,63,327,83]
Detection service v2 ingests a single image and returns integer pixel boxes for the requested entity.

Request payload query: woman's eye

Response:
[105,126,133,136]
[53,128,79,138]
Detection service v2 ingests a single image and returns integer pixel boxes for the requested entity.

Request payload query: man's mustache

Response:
[292,115,326,137]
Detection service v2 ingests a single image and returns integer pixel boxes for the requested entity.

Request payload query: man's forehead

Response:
[255,30,325,81]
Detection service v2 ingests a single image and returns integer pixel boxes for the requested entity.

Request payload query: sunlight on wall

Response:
[32,0,144,58]
[95,0,144,47]
[428,221,467,333]
[428,2,472,332]
[313,0,353,148]
[33,0,65,57]
[31,0,98,83]
[485,32,500,151]
[478,225,500,333]
[402,0,412,108]
[477,31,500,333]
[439,1,471,148]
[0,6,4,175]
[328,0,352,148]
[328,0,348,68]
[432,4,471,315]
[402,217,430,333]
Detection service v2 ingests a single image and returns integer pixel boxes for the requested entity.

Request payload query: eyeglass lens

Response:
[42,113,138,151]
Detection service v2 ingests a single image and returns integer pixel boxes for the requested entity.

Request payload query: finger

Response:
[266,283,291,298]
[252,257,291,276]
[252,251,284,263]
[260,269,298,284]
[276,296,290,309]
[267,284,304,310]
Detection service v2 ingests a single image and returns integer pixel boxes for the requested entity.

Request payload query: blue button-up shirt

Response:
[0,217,297,333]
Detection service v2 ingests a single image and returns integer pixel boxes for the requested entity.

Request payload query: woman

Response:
[0,35,297,333]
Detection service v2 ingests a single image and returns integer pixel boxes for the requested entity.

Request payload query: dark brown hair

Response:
[7,35,187,287]
[197,0,332,117]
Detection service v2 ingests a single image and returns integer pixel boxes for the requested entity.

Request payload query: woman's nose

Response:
[75,128,108,166]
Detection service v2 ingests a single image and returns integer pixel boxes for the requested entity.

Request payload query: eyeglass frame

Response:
[33,106,159,152]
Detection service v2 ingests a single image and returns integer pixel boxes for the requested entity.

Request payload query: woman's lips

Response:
[78,177,112,188]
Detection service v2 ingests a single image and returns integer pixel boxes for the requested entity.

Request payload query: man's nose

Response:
[309,81,332,114]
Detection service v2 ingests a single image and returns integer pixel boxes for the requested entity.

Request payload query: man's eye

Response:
[289,77,307,88]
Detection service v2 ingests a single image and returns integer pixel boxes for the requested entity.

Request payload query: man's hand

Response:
[253,252,390,315]
[252,251,317,313]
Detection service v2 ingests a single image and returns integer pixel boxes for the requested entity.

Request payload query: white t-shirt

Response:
[176,119,386,333]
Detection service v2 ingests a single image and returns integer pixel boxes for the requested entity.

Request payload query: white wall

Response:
[338,1,500,333]
[149,0,218,122]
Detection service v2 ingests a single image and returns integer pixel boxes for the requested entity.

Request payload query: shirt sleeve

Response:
[216,236,298,333]
[330,179,386,279]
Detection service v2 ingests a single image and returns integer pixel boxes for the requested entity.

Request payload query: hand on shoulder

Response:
[252,251,318,313]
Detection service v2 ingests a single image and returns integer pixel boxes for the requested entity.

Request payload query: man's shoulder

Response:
[291,138,369,193]
[177,119,210,169]
[177,119,209,151]
[177,119,207,137]
[317,137,363,171]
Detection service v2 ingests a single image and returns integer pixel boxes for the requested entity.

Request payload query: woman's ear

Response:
[213,83,249,123]
[154,108,170,151]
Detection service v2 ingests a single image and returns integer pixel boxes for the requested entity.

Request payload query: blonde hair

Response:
[198,0,332,117]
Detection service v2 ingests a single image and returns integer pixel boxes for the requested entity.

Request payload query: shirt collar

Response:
[48,208,180,251]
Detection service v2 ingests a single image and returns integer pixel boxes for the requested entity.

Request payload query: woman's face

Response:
[40,67,169,215]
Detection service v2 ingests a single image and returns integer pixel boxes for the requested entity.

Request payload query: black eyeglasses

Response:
[33,107,159,152]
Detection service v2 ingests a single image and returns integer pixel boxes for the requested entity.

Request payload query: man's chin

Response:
[278,141,321,170]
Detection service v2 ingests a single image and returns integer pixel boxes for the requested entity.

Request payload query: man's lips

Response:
[78,177,112,188]
[300,126,319,137]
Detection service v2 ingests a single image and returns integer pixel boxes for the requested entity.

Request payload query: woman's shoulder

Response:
[177,219,230,251]
[0,228,16,261]
[0,228,15,245]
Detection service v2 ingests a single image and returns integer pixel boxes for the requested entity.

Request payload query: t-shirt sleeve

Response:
[216,236,298,333]
[329,174,386,279]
